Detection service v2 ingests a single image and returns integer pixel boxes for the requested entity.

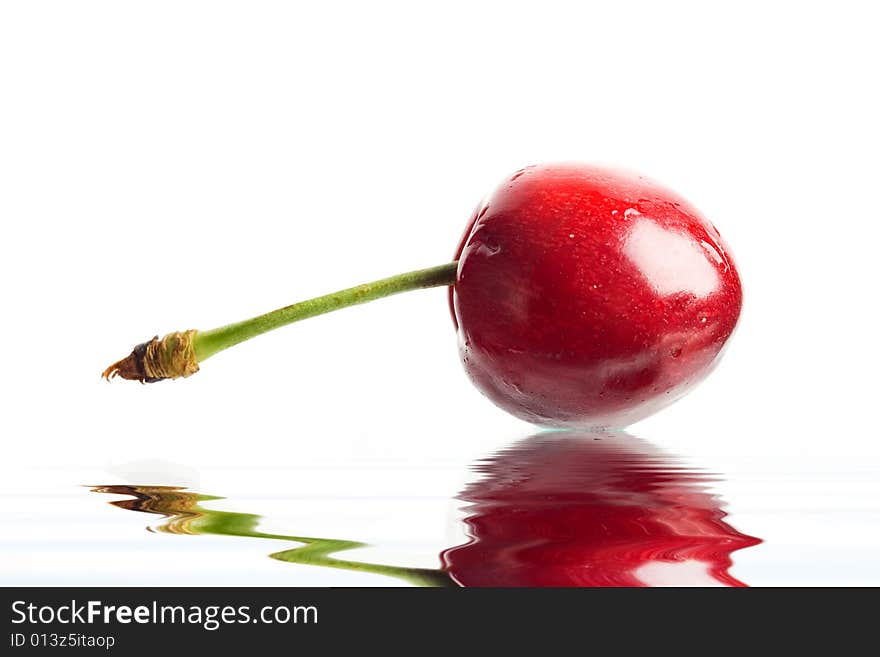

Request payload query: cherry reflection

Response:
[441,431,760,587]
[90,432,759,587]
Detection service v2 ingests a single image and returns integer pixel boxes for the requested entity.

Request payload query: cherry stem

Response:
[193,261,458,362]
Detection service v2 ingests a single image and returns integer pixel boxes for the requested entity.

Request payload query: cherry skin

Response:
[451,163,742,428]
[440,433,760,587]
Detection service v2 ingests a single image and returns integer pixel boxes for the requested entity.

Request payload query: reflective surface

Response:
[71,432,760,587]
[5,427,880,587]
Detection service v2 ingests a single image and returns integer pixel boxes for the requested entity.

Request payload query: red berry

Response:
[441,434,760,587]
[451,163,742,427]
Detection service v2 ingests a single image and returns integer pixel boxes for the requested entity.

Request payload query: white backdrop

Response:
[1,1,879,586]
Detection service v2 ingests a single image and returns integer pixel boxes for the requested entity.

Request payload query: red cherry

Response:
[451,163,742,428]
[441,433,760,587]
[106,162,741,430]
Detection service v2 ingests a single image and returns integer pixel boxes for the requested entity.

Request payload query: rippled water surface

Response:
[3,431,879,586]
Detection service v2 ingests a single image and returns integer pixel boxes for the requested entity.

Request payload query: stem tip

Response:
[102,330,200,383]
[102,338,162,383]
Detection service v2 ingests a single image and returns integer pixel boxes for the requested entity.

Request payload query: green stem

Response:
[193,262,458,362]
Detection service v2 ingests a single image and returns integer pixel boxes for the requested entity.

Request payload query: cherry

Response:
[451,163,742,427]
[441,432,760,587]
[104,163,741,428]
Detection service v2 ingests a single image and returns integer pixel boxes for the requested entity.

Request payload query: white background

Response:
[1,1,879,585]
